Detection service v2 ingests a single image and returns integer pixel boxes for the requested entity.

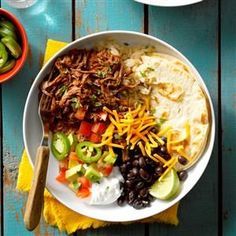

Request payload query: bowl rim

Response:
[0,8,28,83]
[134,0,203,7]
[23,30,215,222]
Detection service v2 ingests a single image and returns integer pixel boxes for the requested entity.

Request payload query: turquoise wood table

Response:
[1,0,235,235]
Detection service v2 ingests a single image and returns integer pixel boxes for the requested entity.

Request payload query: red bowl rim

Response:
[0,8,28,83]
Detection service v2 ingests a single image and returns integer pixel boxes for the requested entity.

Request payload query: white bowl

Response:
[23,31,215,222]
[135,0,203,7]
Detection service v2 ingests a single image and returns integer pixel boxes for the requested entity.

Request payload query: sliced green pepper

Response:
[104,153,117,165]
[51,132,70,160]
[0,42,8,68]
[0,59,15,74]
[1,36,22,59]
[76,141,102,164]
[67,133,78,151]
[0,19,16,32]
[0,27,17,40]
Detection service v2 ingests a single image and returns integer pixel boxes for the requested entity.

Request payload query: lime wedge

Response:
[149,169,180,200]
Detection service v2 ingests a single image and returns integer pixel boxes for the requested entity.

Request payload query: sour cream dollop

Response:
[89,167,123,205]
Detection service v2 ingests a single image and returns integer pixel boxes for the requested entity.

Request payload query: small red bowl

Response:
[0,8,28,83]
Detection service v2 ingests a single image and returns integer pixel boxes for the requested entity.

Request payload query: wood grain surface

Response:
[148,1,219,235]
[0,0,234,235]
[222,0,236,235]
[1,1,71,235]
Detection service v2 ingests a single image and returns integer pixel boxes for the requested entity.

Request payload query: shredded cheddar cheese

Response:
[95,100,192,179]
[147,134,158,148]
[150,132,165,145]
[157,126,171,136]
[138,142,146,156]
[175,146,191,161]
[165,121,191,164]
[98,100,166,163]
[153,153,167,164]
[109,143,125,149]
[159,156,178,181]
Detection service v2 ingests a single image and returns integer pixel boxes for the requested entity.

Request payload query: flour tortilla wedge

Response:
[133,53,210,171]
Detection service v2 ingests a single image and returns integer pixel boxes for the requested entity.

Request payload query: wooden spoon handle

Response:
[24,146,49,231]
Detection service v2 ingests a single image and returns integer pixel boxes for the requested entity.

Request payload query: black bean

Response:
[178,170,188,181]
[128,199,134,205]
[131,167,139,176]
[155,166,163,176]
[133,200,143,209]
[145,158,154,165]
[119,164,126,174]
[125,180,133,188]
[142,200,150,207]
[138,156,146,168]
[134,154,140,159]
[160,146,167,153]
[178,156,188,165]
[136,181,144,190]
[151,127,158,133]
[132,159,139,167]
[129,180,136,187]
[161,136,167,143]
[126,161,131,168]
[114,150,123,165]
[139,188,148,198]
[146,175,153,183]
[121,191,126,197]
[154,160,161,166]
[165,154,171,160]
[117,145,166,209]
[117,196,125,206]
[131,148,140,156]
[139,168,150,180]
[150,164,159,170]
[153,173,159,179]
[128,191,135,201]
[162,166,167,173]
[127,173,136,180]
[135,175,142,182]
[137,194,142,199]
[148,194,155,202]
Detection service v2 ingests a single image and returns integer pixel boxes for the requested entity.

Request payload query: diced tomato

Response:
[91,122,107,134]
[103,164,113,176]
[78,121,92,137]
[90,133,101,143]
[77,187,90,198]
[56,171,68,184]
[97,164,113,177]
[68,151,83,164]
[59,159,68,171]
[78,176,91,188]
[69,152,79,161]
[98,111,108,121]
[74,108,86,120]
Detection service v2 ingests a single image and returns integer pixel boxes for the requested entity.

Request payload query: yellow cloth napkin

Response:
[17,39,179,234]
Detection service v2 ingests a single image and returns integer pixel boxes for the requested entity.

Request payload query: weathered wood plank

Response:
[0,87,2,235]
[148,1,219,235]
[75,0,145,235]
[2,1,72,235]
[75,0,145,37]
[222,0,236,235]
[0,0,3,224]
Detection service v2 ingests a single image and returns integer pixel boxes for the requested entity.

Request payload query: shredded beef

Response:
[39,48,138,132]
